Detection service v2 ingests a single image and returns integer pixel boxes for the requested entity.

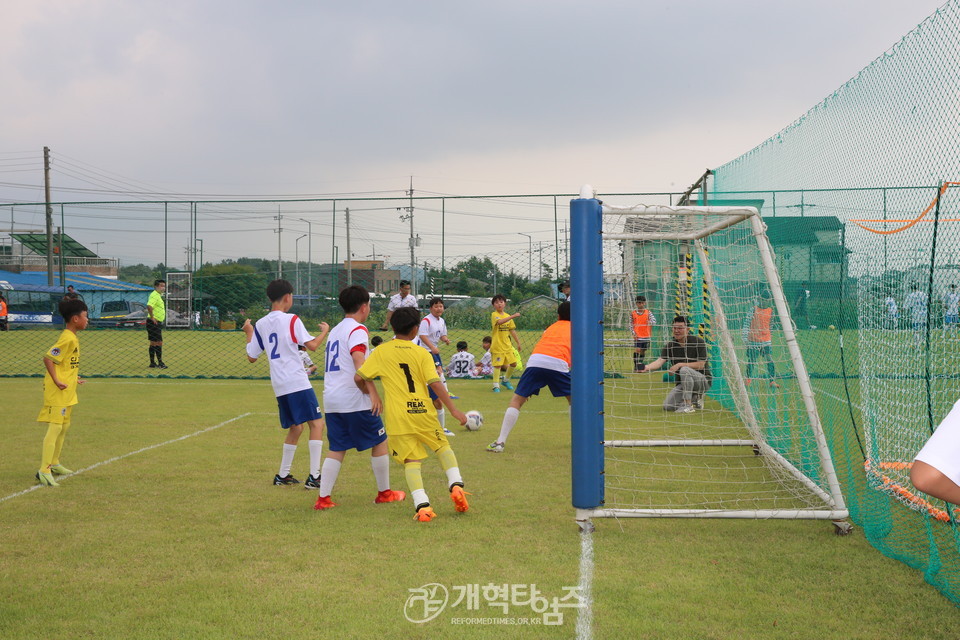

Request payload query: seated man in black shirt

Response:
[638,315,712,413]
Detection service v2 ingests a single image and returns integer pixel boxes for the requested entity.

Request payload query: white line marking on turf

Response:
[0,412,253,505]
[818,389,864,414]
[576,527,594,640]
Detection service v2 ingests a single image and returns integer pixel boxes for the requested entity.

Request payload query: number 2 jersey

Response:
[323,317,372,413]
[356,338,440,435]
[246,310,315,397]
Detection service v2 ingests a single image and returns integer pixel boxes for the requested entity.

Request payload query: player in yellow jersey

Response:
[35,297,89,486]
[487,302,570,453]
[356,306,470,522]
[490,294,522,392]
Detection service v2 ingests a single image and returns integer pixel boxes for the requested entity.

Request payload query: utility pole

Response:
[398,177,418,296]
[274,210,283,278]
[43,146,54,285]
[519,233,532,281]
[346,207,352,286]
[298,218,313,302]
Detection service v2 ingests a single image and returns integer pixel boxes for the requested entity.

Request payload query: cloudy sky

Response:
[0,0,946,272]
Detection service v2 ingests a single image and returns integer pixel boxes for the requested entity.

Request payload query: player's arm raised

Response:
[303,321,330,351]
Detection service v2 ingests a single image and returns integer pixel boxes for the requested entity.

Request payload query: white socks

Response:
[318,457,341,497]
[371,454,391,491]
[308,439,324,477]
[497,407,520,444]
[279,443,297,477]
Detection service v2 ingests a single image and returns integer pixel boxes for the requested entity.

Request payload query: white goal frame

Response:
[570,198,849,528]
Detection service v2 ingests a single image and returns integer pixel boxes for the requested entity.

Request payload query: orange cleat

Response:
[450,485,471,513]
[374,489,406,504]
[314,495,338,510]
[414,506,437,522]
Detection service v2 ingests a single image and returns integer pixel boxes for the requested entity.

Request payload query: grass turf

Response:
[3,374,960,638]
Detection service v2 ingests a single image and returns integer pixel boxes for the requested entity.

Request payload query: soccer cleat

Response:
[443,428,457,437]
[502,380,514,391]
[304,474,321,489]
[486,441,505,453]
[414,506,437,522]
[769,380,781,389]
[157,363,168,369]
[450,485,471,513]
[49,464,73,475]
[149,363,158,368]
[693,397,704,410]
[273,474,300,486]
[676,404,696,414]
[36,471,59,487]
[492,387,501,393]
[313,495,337,510]
[374,489,406,503]
[449,394,460,399]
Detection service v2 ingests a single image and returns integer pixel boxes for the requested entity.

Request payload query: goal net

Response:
[570,196,848,525]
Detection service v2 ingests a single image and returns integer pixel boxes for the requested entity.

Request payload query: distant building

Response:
[316,260,401,296]
[1,233,118,277]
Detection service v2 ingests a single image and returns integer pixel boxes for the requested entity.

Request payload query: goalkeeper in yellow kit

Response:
[36,297,89,487]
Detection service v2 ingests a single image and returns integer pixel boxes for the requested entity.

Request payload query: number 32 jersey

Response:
[357,339,441,435]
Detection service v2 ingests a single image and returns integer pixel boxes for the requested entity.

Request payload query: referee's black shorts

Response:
[146,319,163,342]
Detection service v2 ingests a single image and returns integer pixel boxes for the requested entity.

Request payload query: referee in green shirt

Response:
[147,279,167,369]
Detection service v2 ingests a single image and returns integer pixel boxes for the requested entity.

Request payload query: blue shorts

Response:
[276,388,323,429]
[946,314,959,325]
[427,353,443,401]
[515,366,571,399]
[325,411,387,452]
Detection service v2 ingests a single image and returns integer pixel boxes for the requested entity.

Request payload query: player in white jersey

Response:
[473,336,494,378]
[314,285,405,509]
[944,284,960,332]
[380,279,418,331]
[417,297,457,435]
[904,283,929,349]
[447,341,478,378]
[883,295,899,330]
[243,279,329,487]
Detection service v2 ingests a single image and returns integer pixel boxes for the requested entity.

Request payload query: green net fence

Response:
[0,195,586,381]
[711,0,960,605]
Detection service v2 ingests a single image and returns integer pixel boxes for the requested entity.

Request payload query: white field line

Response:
[576,529,594,640]
[1,412,256,505]
[817,389,865,414]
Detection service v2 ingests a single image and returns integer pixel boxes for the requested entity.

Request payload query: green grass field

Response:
[4,370,960,639]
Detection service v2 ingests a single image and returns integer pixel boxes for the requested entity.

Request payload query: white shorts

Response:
[915,398,960,485]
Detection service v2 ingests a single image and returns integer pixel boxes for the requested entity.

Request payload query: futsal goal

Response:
[570,192,849,532]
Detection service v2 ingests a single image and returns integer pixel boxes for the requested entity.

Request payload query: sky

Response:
[0,0,948,274]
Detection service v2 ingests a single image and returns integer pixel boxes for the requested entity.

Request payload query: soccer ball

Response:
[829,325,837,330]
[465,410,484,431]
